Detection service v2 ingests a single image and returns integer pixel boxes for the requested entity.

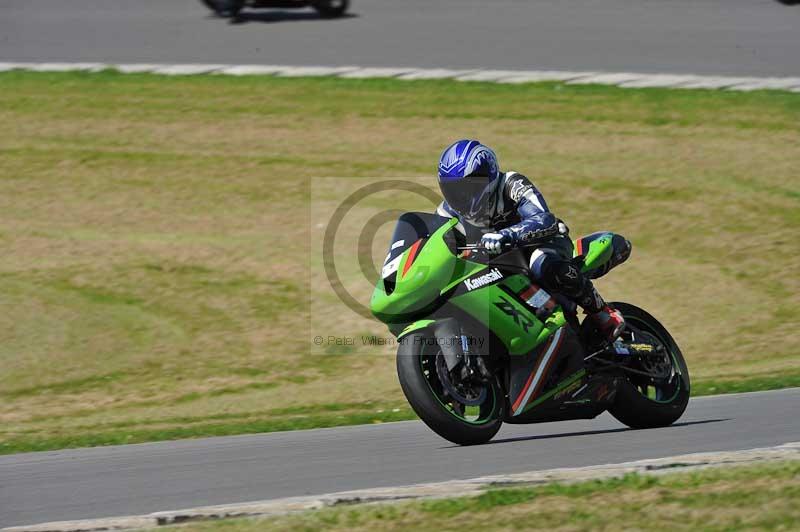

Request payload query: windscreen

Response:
[381,212,452,293]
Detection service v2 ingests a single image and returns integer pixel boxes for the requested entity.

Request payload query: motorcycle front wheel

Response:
[396,331,504,445]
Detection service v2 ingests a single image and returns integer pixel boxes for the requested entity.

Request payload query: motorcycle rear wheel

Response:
[608,302,690,429]
[397,331,504,445]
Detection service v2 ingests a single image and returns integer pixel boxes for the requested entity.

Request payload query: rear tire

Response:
[397,331,503,445]
[608,303,690,429]
[312,0,349,18]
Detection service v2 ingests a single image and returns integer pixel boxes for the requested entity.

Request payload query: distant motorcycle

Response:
[202,0,349,18]
[371,212,690,445]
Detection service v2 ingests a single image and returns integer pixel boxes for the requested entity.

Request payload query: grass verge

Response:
[0,70,798,454]
[160,461,800,531]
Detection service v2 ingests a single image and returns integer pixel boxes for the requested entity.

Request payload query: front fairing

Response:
[370,212,564,356]
[371,213,475,324]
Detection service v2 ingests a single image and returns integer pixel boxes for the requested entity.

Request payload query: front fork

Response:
[434,318,492,381]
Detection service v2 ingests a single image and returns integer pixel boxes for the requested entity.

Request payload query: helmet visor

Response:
[440,176,498,222]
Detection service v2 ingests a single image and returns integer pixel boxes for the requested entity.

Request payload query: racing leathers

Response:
[436,171,626,341]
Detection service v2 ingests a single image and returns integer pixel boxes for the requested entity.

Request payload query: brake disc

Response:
[435,354,487,406]
[636,334,673,380]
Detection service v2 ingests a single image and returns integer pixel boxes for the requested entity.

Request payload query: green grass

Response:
[692,372,800,397]
[159,461,800,531]
[0,70,798,454]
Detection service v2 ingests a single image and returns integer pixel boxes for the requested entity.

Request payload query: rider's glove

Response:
[480,231,513,255]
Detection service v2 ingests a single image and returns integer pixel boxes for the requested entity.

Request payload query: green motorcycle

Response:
[370,212,690,445]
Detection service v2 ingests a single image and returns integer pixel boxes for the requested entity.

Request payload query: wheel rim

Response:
[435,355,487,406]
[418,342,498,425]
[622,316,685,404]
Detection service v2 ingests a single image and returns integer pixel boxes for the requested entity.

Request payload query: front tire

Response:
[608,302,690,429]
[397,331,504,445]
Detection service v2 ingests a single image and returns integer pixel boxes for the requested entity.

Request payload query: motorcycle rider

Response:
[436,139,627,342]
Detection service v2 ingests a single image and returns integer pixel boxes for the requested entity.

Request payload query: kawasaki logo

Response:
[464,268,503,291]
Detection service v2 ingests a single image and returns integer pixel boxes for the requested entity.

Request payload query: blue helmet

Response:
[437,140,501,223]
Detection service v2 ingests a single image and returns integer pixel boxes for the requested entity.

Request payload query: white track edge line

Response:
[0,62,798,92]
[5,442,800,531]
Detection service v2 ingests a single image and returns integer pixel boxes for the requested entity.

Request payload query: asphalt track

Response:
[1,0,799,77]
[1,388,799,527]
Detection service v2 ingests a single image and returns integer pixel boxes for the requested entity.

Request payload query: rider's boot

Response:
[572,276,625,342]
[588,304,626,343]
[546,259,625,342]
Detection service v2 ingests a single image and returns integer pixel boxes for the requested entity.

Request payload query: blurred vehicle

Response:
[202,0,349,18]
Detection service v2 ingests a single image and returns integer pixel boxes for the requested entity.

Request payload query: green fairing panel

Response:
[501,274,530,293]
[372,214,566,355]
[370,218,459,324]
[450,278,566,356]
[398,319,436,339]
[441,259,489,293]
[575,232,614,274]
